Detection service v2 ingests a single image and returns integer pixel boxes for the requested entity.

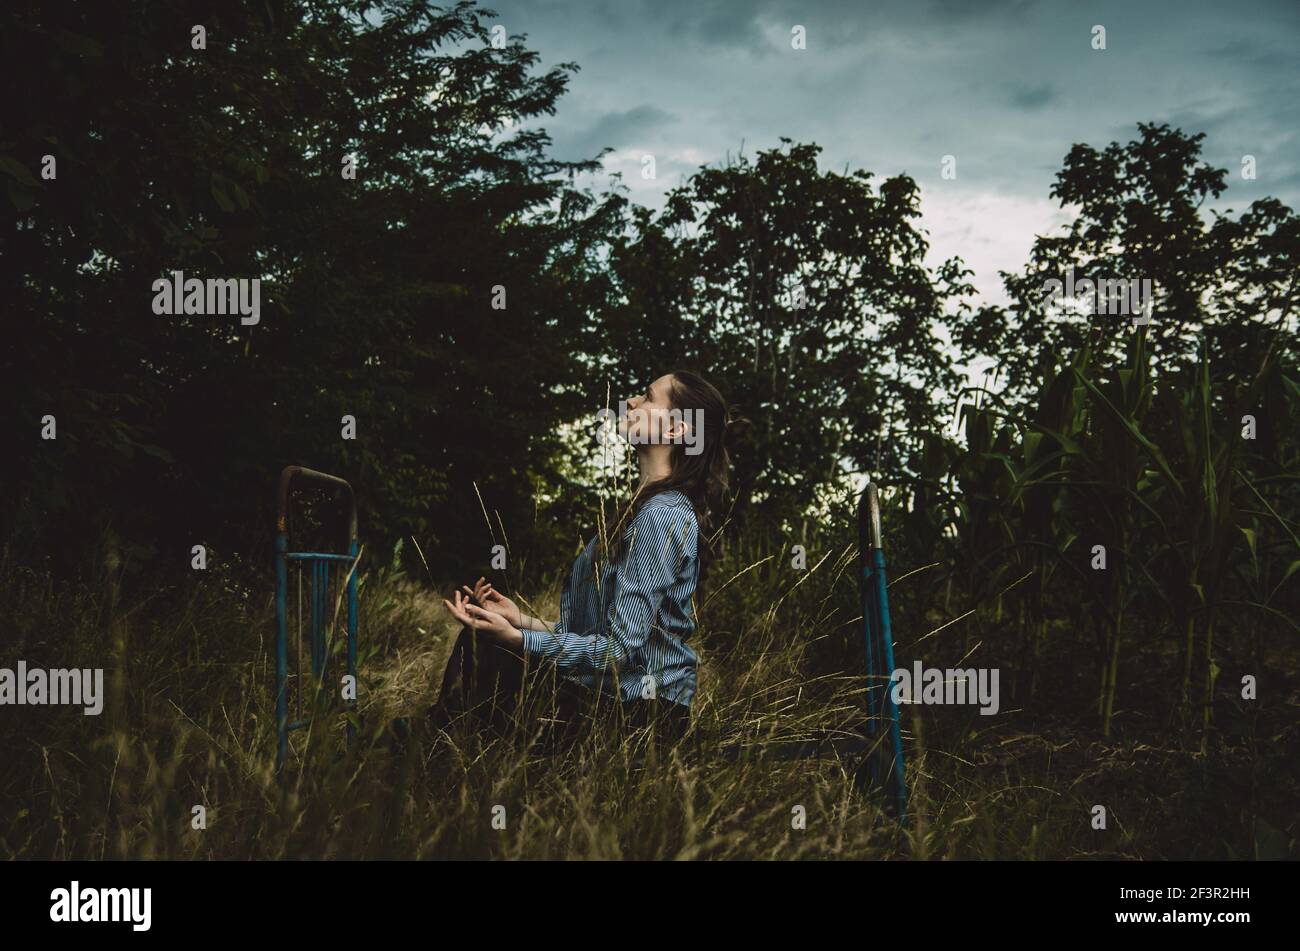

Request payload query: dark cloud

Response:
[927,0,1041,23]
[1008,83,1056,110]
[549,104,678,162]
[489,0,1299,306]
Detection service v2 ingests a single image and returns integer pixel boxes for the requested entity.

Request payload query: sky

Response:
[484,0,1300,310]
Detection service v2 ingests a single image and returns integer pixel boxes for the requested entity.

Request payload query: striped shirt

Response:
[519,490,700,708]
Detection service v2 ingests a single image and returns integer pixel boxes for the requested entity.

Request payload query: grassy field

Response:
[2,532,1296,861]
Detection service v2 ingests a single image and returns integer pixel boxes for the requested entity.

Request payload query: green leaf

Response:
[140,443,176,463]
[53,29,105,58]
[1254,818,1290,861]
[1269,560,1300,601]
[1220,599,1300,633]
[210,175,236,212]
[1240,472,1300,552]
[1074,368,1183,496]
[0,156,38,186]
[5,179,35,212]
[1238,526,1257,560]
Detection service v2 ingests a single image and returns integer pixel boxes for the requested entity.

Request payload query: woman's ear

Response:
[662,415,688,443]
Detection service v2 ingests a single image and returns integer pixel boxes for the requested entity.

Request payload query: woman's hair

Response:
[600,369,747,587]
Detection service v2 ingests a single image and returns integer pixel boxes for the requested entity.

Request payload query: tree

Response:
[1,0,626,581]
[599,140,976,531]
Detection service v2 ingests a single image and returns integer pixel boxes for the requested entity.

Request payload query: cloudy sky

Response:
[487,0,1300,309]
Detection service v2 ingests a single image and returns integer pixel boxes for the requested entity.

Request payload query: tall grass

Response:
[2,504,1294,859]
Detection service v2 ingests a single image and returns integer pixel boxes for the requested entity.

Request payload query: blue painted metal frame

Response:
[275,466,360,773]
[858,482,908,823]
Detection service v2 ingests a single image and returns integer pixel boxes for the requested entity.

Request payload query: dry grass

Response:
[0,537,1294,860]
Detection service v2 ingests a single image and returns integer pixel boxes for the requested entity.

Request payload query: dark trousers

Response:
[426,625,690,752]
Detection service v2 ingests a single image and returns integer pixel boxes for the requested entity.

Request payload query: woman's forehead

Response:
[650,373,675,395]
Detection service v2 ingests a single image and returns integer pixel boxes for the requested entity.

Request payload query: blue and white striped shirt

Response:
[519,490,700,708]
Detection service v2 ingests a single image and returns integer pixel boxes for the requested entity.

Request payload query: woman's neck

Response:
[636,446,673,490]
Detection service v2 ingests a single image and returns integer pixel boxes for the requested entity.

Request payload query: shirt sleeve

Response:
[519,502,694,673]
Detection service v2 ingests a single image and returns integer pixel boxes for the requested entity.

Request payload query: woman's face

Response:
[619,373,682,446]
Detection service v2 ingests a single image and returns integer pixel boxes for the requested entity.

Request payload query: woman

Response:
[429,369,740,751]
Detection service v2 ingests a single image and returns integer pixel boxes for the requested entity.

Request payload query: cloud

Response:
[490,0,1300,309]
[1007,83,1056,110]
[548,104,678,162]
[927,0,1041,23]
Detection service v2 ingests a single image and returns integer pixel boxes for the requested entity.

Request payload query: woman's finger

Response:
[465,604,502,628]
[443,597,475,628]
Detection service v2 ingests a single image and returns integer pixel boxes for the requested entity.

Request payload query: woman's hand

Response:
[443,589,523,649]
[461,577,522,628]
